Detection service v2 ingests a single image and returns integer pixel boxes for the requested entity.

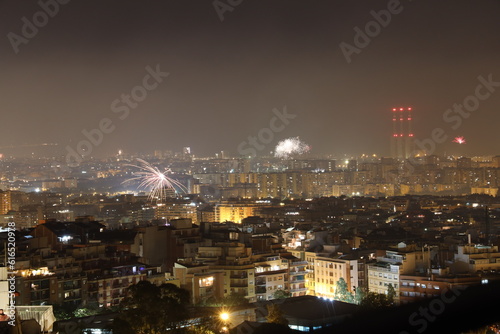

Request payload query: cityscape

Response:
[2,0,500,334]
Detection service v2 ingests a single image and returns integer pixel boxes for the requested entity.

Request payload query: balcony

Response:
[255,279,266,286]
[291,261,308,266]
[112,281,130,289]
[290,287,308,293]
[230,273,248,279]
[256,287,267,294]
[289,270,307,276]
[290,278,306,283]
[63,283,81,290]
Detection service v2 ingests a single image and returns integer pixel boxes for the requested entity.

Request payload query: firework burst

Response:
[274,137,310,159]
[453,136,466,144]
[122,159,187,201]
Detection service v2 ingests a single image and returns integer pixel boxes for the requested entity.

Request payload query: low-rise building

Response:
[254,255,289,301]
[314,257,358,299]
[173,262,225,304]
[453,244,500,273]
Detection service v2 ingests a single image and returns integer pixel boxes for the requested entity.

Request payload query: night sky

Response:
[1,0,499,158]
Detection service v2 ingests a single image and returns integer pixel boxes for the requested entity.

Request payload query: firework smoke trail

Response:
[274,137,310,159]
[122,159,188,201]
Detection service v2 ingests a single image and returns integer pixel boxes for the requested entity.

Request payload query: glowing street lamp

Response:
[219,312,230,333]
[220,312,229,321]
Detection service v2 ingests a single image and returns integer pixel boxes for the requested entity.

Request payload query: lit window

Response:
[199,277,214,287]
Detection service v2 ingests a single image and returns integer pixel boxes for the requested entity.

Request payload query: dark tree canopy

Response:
[266,304,289,326]
[387,284,396,306]
[113,281,190,334]
[354,287,366,305]
[273,289,291,299]
[360,291,392,309]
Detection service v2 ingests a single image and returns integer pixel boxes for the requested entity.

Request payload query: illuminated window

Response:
[199,277,214,287]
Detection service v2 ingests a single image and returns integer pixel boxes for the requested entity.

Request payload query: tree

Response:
[354,287,366,305]
[266,304,289,326]
[52,304,74,321]
[360,291,391,309]
[334,278,354,303]
[387,283,396,306]
[113,281,190,334]
[184,316,220,334]
[220,292,249,307]
[273,289,291,299]
[73,301,102,318]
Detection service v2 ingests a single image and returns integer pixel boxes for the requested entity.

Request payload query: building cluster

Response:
[1,186,499,314]
[2,154,500,200]
[0,151,500,332]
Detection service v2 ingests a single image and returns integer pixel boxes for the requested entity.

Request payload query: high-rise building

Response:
[0,190,24,215]
[391,107,415,160]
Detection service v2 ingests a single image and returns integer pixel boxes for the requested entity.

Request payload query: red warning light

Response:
[409,134,414,137]
[399,108,404,111]
[392,108,397,111]
[408,107,412,111]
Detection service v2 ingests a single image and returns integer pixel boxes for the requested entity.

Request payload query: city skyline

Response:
[2,2,500,331]
[1,0,500,159]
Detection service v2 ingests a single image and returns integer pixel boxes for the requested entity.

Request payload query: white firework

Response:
[274,137,310,159]
[122,159,187,201]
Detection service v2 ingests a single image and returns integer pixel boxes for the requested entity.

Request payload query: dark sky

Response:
[1,0,499,158]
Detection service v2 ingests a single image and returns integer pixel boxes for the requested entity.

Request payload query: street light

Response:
[220,312,230,333]
[220,312,229,321]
